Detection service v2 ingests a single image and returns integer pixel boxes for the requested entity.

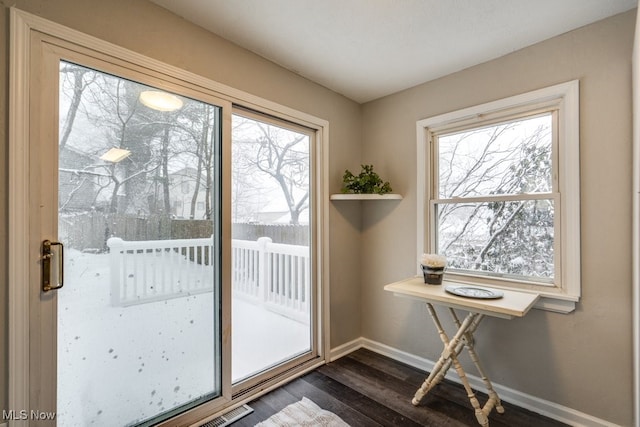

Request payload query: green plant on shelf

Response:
[341,164,392,195]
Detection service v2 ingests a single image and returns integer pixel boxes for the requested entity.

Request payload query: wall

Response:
[0,0,363,414]
[632,6,640,427]
[361,10,636,426]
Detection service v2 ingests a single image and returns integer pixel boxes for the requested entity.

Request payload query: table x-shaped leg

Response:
[412,303,505,426]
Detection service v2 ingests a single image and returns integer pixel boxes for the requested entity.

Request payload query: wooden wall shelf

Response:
[330,194,403,201]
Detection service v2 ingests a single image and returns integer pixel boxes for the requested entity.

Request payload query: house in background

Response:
[1,1,639,427]
[169,167,209,219]
[58,146,100,212]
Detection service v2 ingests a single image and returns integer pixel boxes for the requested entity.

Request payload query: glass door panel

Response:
[231,112,313,383]
[57,61,222,426]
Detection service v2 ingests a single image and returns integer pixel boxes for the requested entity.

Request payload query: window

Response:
[417,81,580,312]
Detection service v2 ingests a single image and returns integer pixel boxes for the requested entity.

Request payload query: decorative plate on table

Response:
[445,285,504,299]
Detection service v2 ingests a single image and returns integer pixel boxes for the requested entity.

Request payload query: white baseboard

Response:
[331,337,621,427]
[329,338,363,361]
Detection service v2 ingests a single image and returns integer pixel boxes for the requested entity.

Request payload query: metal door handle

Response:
[42,240,64,292]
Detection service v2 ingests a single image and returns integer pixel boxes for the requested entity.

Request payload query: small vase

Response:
[421,264,445,285]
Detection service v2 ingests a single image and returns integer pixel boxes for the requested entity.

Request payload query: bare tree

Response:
[233,116,309,224]
[165,102,218,219]
[58,70,168,215]
[436,118,554,278]
[59,63,96,151]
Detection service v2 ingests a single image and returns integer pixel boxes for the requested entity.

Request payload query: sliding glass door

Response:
[231,110,316,388]
[55,61,224,426]
[13,13,325,427]
[26,33,230,426]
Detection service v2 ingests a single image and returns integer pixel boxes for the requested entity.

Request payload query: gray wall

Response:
[360,10,636,426]
[0,0,363,414]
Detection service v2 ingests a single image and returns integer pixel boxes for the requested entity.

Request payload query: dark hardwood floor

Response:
[231,348,568,427]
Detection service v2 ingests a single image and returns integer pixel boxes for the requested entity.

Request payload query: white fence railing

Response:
[232,237,311,323]
[106,236,214,306]
[107,236,310,323]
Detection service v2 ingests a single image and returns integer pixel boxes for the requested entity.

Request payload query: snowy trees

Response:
[58,61,219,219]
[434,114,555,281]
[232,114,310,225]
[59,62,310,227]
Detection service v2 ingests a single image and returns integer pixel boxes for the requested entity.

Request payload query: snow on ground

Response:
[58,249,310,426]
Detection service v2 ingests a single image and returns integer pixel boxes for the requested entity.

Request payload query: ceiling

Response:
[150,0,637,103]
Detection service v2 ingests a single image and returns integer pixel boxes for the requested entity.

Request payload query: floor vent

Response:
[200,404,253,427]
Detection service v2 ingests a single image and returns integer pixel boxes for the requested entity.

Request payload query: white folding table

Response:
[384,277,539,427]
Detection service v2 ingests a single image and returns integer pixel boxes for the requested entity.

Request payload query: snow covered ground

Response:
[57,249,310,426]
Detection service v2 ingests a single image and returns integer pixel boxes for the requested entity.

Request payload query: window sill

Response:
[533,297,576,314]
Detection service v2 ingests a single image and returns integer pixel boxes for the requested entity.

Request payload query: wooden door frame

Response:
[8,7,331,425]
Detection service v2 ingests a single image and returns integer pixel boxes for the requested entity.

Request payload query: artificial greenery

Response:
[341,164,393,195]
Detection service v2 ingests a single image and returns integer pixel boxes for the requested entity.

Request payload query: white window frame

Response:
[417,81,580,313]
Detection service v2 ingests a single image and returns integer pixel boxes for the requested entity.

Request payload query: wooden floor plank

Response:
[319,357,474,426]
[283,373,385,426]
[229,399,279,427]
[345,347,498,408]
[342,348,567,427]
[347,347,423,382]
[232,349,569,427]
[302,370,423,427]
[231,387,298,426]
